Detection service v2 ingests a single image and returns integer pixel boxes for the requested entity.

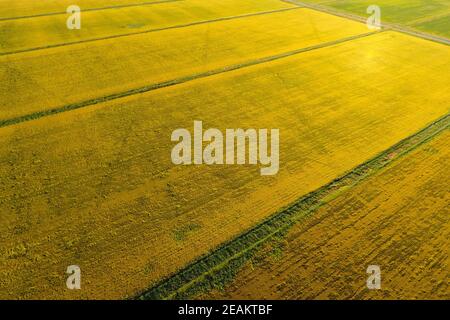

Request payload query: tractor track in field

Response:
[0,7,301,56]
[0,30,378,129]
[282,0,450,46]
[0,0,183,22]
[136,113,449,300]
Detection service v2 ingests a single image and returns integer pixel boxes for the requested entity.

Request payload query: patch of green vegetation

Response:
[173,223,202,242]
[300,0,450,37]
[415,14,450,37]
[142,262,156,275]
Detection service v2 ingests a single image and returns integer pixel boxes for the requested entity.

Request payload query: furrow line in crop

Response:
[136,113,449,300]
[0,0,183,22]
[0,30,378,128]
[0,7,301,56]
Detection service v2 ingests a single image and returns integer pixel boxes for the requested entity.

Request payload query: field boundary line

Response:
[282,0,450,46]
[0,7,301,56]
[136,113,450,300]
[0,31,378,128]
[408,10,450,27]
[0,0,183,22]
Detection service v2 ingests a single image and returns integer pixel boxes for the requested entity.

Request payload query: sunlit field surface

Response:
[0,7,370,122]
[0,0,294,54]
[206,130,450,300]
[0,0,449,300]
[1,29,449,298]
[0,0,289,19]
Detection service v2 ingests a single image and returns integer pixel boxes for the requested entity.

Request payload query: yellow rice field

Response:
[0,0,290,19]
[0,30,449,299]
[206,129,450,300]
[0,7,371,121]
[0,0,165,18]
[0,0,294,54]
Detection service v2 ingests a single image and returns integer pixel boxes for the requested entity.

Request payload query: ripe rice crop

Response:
[0,0,294,54]
[0,7,369,121]
[301,0,450,37]
[0,30,448,299]
[206,129,450,300]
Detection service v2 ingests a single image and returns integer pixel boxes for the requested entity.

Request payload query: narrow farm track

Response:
[0,7,301,56]
[283,0,450,45]
[138,113,449,299]
[0,0,183,22]
[0,30,377,128]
